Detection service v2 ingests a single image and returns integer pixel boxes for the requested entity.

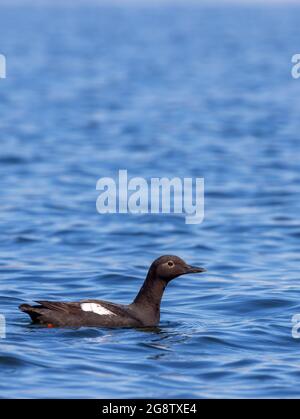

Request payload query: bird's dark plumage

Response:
[19,255,206,328]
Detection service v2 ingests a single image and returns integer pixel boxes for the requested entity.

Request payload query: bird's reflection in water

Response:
[137,322,200,359]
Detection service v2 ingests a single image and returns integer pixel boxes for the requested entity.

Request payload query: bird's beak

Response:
[184,265,206,274]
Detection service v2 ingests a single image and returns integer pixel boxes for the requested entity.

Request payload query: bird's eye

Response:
[168,261,174,267]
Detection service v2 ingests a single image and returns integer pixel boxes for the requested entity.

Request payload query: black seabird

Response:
[19,255,206,328]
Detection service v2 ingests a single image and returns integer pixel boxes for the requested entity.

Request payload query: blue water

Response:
[1,2,300,398]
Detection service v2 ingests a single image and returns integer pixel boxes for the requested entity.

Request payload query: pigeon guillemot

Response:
[19,255,206,328]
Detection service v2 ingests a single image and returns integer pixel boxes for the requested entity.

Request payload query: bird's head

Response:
[148,255,206,283]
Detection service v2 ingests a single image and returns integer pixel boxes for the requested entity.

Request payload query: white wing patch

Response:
[80,302,116,316]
